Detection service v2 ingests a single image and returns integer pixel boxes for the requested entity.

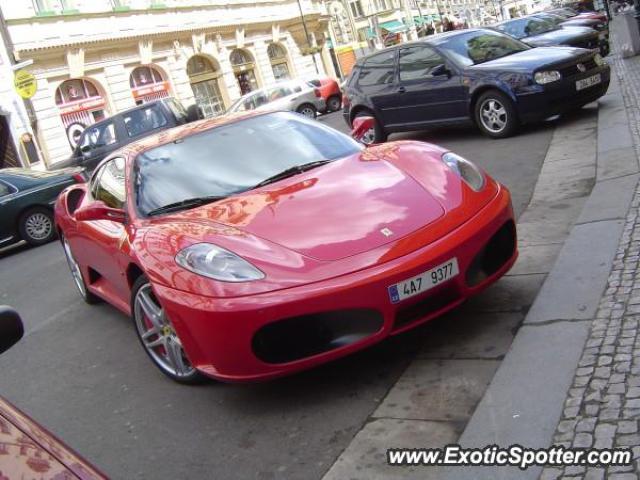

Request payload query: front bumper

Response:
[517,64,610,123]
[155,186,517,382]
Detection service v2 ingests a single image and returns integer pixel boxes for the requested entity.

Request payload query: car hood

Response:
[0,396,105,480]
[172,148,446,262]
[525,27,595,46]
[469,46,590,72]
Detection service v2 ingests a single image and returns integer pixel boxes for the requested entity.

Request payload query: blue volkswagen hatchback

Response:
[342,29,610,140]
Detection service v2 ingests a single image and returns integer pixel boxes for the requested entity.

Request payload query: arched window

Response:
[55,78,108,148]
[187,55,226,118]
[129,65,169,104]
[230,48,259,95]
[267,43,291,81]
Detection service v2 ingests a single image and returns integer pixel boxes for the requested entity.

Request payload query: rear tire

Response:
[327,95,342,112]
[19,207,56,246]
[474,90,519,139]
[131,276,207,385]
[296,104,317,119]
[354,109,387,144]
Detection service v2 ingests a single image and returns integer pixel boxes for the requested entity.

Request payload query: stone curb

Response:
[441,70,639,479]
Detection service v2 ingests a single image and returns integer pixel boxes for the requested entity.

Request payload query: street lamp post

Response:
[296,0,320,74]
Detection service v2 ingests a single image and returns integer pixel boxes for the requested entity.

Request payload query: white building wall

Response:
[0,0,329,166]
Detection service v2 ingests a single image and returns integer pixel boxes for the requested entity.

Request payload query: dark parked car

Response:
[0,306,106,479]
[493,16,601,51]
[53,97,200,173]
[0,167,86,247]
[530,12,609,55]
[342,29,610,140]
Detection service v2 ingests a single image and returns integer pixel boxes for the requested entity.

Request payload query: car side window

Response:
[80,121,117,151]
[123,104,168,138]
[399,46,447,82]
[357,50,396,87]
[165,99,189,124]
[0,180,14,198]
[94,157,126,209]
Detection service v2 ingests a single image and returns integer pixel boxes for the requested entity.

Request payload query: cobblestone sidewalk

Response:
[540,41,640,480]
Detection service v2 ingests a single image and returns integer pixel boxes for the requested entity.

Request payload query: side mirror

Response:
[0,306,24,355]
[75,201,126,223]
[431,64,450,77]
[186,104,204,122]
[351,116,377,145]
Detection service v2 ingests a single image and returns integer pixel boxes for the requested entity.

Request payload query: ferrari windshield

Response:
[134,111,363,216]
[438,30,530,66]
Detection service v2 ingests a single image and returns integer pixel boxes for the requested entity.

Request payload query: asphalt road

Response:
[0,112,555,480]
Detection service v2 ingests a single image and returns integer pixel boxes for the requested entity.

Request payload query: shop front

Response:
[54,78,109,149]
[187,55,226,118]
[130,65,170,105]
[267,43,291,81]
[230,49,260,96]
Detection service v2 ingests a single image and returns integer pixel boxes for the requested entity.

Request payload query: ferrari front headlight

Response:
[442,152,485,192]
[175,243,264,282]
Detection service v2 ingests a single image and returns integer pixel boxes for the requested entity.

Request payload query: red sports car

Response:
[55,111,517,384]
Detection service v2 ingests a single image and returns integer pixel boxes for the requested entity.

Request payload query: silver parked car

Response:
[227,80,325,119]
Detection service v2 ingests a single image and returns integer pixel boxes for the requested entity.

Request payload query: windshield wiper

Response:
[252,160,332,189]
[146,195,227,216]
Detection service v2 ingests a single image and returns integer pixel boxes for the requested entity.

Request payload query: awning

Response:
[379,20,408,33]
[414,14,441,25]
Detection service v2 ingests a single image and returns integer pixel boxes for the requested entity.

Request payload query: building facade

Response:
[0,0,331,167]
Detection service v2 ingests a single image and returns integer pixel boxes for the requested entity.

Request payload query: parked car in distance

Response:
[530,12,609,55]
[492,16,601,51]
[306,77,343,112]
[0,306,106,479]
[0,167,86,247]
[226,80,325,118]
[55,110,517,383]
[52,97,200,173]
[550,7,608,24]
[342,29,610,141]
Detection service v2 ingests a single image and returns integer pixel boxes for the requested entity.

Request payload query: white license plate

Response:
[576,74,601,91]
[388,258,459,304]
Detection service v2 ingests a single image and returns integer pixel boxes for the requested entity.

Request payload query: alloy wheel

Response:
[299,106,316,118]
[134,284,196,379]
[479,98,508,134]
[24,212,52,241]
[62,236,87,298]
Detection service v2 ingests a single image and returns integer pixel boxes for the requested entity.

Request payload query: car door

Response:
[78,120,119,172]
[0,179,19,245]
[388,45,467,127]
[75,157,131,302]
[356,50,399,126]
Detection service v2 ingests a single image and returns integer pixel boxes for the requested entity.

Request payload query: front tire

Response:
[296,103,317,119]
[19,207,56,246]
[474,90,519,139]
[131,276,206,384]
[354,109,387,144]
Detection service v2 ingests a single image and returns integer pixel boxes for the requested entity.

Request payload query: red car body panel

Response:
[55,113,517,382]
[312,77,341,107]
[0,396,106,480]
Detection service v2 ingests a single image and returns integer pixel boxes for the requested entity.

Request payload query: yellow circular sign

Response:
[14,70,37,99]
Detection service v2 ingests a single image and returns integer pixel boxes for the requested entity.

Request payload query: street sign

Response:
[14,70,37,99]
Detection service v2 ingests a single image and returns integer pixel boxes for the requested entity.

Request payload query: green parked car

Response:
[0,167,87,247]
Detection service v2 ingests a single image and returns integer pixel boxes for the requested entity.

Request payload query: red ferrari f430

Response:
[55,111,517,383]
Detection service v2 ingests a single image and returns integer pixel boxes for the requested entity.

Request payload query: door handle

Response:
[398,86,406,93]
